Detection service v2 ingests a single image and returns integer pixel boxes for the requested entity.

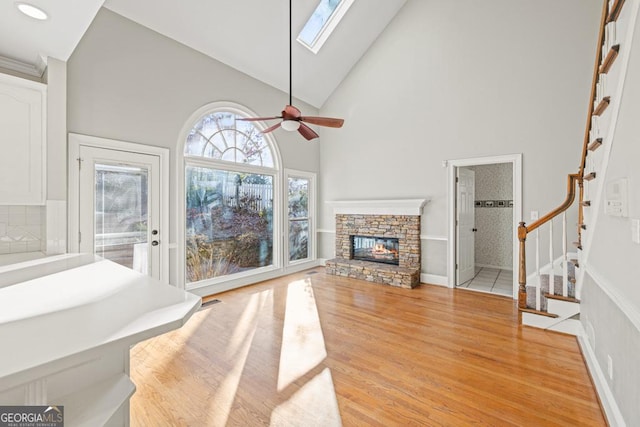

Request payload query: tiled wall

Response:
[467,164,513,269]
[0,206,46,254]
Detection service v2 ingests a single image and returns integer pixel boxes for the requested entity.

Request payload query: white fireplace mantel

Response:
[327,199,429,216]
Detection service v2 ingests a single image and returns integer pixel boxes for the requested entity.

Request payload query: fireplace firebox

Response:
[350,235,400,265]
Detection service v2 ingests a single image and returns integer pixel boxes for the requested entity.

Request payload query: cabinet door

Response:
[0,74,46,205]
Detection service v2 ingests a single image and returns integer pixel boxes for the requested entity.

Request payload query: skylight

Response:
[297,0,354,54]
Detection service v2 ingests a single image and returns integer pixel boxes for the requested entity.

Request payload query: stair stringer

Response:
[577,0,640,299]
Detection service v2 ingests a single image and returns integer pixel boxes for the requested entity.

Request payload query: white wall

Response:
[67,8,320,285]
[317,0,601,278]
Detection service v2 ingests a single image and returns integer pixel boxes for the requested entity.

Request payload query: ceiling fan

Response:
[238,0,344,141]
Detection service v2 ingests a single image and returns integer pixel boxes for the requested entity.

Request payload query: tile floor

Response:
[457,267,513,297]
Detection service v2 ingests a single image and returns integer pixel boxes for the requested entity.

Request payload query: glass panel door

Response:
[78,145,161,279]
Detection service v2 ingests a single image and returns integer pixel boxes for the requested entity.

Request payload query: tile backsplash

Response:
[0,206,45,254]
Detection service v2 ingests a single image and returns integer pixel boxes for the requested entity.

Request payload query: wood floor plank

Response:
[130,268,606,426]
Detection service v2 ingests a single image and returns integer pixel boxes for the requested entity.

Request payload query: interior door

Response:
[77,146,162,279]
[457,167,476,285]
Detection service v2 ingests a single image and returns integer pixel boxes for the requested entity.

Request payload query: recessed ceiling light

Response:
[15,3,48,21]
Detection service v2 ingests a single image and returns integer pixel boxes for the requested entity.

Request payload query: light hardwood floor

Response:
[130,268,605,426]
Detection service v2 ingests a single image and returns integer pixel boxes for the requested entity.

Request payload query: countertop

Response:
[0,253,201,388]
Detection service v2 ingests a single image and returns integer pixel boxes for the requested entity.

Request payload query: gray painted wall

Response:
[317,0,601,278]
[67,8,320,285]
[582,4,640,423]
[468,163,512,270]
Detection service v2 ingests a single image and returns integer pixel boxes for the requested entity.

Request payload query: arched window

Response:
[183,105,280,287]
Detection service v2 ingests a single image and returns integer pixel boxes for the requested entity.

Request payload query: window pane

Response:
[289,220,309,261]
[95,164,148,273]
[288,177,309,218]
[186,166,274,283]
[185,112,274,167]
[298,0,342,46]
[288,176,310,262]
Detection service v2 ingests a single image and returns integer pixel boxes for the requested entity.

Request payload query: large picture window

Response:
[184,107,279,286]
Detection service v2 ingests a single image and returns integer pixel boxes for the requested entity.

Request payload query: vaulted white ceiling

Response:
[0,0,406,108]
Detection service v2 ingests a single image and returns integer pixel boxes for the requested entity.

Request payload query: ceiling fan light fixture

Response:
[281,120,301,132]
[15,2,48,20]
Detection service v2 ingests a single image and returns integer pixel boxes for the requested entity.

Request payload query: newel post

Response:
[518,222,528,310]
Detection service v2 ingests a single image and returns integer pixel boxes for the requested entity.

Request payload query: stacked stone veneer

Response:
[325,214,421,288]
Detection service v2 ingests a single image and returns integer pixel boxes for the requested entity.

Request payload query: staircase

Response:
[518,0,632,333]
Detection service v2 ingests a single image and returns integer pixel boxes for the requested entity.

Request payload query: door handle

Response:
[151,240,159,246]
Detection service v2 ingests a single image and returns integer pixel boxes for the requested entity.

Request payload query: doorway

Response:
[68,134,169,282]
[447,154,522,299]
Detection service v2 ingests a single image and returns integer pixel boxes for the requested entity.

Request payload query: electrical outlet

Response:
[531,211,539,220]
[607,355,613,380]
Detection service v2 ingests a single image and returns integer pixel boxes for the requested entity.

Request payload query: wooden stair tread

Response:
[573,241,583,250]
[600,45,620,74]
[584,172,597,181]
[607,0,626,23]
[593,96,610,116]
[519,307,559,318]
[588,138,603,151]
[545,293,580,303]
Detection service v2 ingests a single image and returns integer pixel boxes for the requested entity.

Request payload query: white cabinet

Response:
[0,73,46,205]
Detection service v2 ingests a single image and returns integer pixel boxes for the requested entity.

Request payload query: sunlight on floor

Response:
[277,279,327,392]
[208,289,271,426]
[270,368,342,427]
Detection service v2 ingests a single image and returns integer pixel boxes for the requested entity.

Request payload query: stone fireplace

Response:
[325,199,427,289]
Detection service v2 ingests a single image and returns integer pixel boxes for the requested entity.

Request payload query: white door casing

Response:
[68,134,170,282]
[457,167,475,285]
[446,154,523,298]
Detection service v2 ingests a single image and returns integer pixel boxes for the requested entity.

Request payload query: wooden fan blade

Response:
[237,116,282,122]
[300,116,344,128]
[298,122,319,141]
[283,105,302,119]
[261,122,282,134]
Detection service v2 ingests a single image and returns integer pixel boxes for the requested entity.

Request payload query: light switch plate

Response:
[632,218,640,245]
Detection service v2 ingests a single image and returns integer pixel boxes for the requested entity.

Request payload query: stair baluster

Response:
[548,219,554,298]
[535,229,541,311]
[562,212,569,297]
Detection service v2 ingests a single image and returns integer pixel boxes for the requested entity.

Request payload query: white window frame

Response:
[177,102,282,293]
[297,0,355,54]
[284,169,317,267]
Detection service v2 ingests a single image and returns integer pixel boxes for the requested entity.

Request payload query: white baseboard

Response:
[421,273,447,286]
[577,335,626,427]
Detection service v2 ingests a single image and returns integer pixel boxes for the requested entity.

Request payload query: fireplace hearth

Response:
[351,235,399,265]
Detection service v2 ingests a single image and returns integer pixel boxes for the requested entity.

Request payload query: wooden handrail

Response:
[579,0,609,177]
[518,174,581,309]
[578,0,610,249]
